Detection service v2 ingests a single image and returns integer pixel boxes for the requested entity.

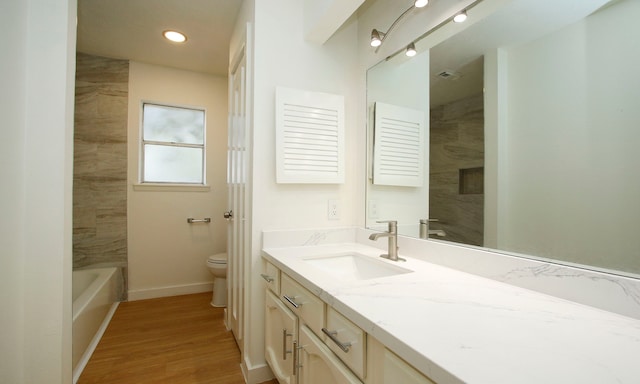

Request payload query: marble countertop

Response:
[262,242,640,384]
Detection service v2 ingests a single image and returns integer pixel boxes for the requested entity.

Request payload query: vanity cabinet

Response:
[382,350,436,384]
[298,324,361,383]
[367,337,436,384]
[265,291,297,384]
[262,261,280,295]
[263,260,436,384]
[280,273,325,337]
[325,307,366,379]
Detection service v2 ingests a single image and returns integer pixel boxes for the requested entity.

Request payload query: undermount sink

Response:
[304,252,412,281]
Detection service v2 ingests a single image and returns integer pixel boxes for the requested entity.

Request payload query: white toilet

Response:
[206,253,227,307]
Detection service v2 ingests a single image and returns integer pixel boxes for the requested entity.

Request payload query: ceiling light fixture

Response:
[370,0,482,59]
[453,10,468,23]
[369,2,421,52]
[163,30,187,43]
[405,42,417,57]
[370,29,385,47]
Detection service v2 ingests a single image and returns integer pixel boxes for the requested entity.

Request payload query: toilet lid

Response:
[208,253,227,264]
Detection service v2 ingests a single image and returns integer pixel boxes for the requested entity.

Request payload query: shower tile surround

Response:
[73,53,128,297]
[430,93,484,246]
[262,227,640,382]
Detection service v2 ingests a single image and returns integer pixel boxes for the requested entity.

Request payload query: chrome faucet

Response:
[368,220,405,262]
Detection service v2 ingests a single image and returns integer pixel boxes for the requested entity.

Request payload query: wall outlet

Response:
[328,199,340,220]
[368,200,378,219]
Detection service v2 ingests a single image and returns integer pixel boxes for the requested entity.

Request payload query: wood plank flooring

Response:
[79,292,277,384]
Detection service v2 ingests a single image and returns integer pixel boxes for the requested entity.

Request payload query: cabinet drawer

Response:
[261,261,280,295]
[324,307,366,380]
[280,273,325,336]
[299,325,362,384]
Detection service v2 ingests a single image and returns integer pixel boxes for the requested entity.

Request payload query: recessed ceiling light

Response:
[163,30,187,43]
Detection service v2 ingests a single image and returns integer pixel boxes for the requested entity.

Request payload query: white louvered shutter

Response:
[372,102,426,187]
[276,87,345,184]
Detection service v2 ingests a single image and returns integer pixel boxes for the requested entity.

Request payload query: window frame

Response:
[140,101,207,186]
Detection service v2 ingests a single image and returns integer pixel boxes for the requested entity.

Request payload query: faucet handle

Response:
[376,220,397,233]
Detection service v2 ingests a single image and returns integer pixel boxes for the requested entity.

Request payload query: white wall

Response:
[366,49,430,234]
[237,0,361,379]
[0,1,28,382]
[357,0,479,237]
[502,0,640,272]
[127,62,229,300]
[0,0,76,383]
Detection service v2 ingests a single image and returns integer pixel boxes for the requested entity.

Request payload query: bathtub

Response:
[72,267,121,383]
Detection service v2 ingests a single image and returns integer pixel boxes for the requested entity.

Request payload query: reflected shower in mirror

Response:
[366,0,640,276]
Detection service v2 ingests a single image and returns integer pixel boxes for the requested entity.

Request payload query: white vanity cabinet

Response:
[280,273,325,337]
[265,291,298,384]
[263,260,435,384]
[261,261,280,295]
[263,261,363,384]
[324,307,366,379]
[367,337,436,384]
[298,324,362,384]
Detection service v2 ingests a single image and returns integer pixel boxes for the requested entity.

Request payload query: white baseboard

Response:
[241,359,274,384]
[128,282,213,301]
[72,302,119,384]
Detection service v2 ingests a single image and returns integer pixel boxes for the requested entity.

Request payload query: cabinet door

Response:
[298,325,362,384]
[265,291,298,384]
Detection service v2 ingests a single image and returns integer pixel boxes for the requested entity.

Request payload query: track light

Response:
[370,3,470,54]
[453,10,468,23]
[405,42,417,57]
[370,29,385,47]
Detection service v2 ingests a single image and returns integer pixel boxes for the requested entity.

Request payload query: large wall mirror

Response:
[366,0,640,277]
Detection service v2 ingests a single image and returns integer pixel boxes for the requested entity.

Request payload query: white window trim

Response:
[132,183,211,192]
[139,101,207,186]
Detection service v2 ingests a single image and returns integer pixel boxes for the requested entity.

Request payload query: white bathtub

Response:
[72,267,121,383]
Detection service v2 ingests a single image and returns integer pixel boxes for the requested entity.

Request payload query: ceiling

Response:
[76,0,244,76]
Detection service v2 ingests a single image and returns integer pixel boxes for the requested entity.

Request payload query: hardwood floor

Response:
[79,292,278,384]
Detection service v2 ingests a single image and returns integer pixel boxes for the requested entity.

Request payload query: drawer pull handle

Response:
[282,328,293,360]
[261,273,274,283]
[322,328,352,353]
[283,294,302,308]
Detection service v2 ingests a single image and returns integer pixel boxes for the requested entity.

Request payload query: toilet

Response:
[206,253,227,307]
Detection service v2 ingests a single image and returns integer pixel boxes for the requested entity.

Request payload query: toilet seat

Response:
[207,253,227,265]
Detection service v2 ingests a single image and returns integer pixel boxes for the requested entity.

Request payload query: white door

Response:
[227,42,248,347]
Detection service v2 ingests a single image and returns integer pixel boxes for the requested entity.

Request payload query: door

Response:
[265,291,298,384]
[227,40,248,347]
[298,325,362,384]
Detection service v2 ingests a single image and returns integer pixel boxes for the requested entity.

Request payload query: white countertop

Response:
[262,242,640,384]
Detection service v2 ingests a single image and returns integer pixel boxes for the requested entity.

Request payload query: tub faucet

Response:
[368,220,405,262]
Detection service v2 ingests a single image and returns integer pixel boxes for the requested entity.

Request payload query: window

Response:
[141,103,205,184]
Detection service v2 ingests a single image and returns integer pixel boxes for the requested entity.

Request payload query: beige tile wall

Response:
[429,93,484,246]
[73,53,128,279]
